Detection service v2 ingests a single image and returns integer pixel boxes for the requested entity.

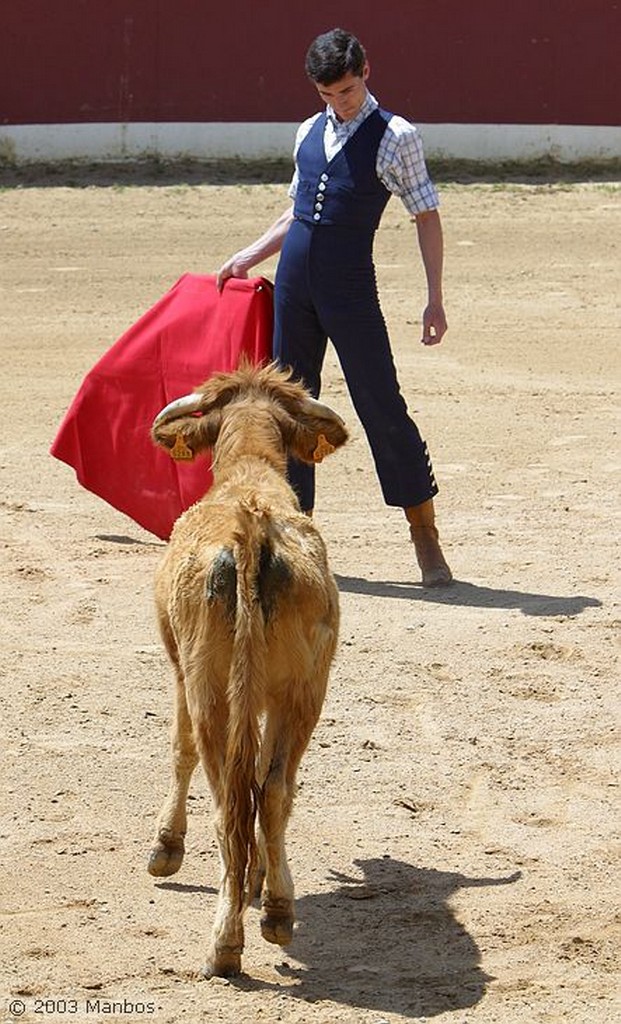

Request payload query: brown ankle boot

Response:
[405,499,453,587]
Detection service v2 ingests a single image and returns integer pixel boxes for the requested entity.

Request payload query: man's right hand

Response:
[216,255,249,291]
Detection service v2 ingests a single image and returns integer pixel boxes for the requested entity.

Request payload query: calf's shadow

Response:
[236,856,520,1017]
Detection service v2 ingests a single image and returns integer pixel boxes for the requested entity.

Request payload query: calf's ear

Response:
[152,409,222,460]
[277,408,348,465]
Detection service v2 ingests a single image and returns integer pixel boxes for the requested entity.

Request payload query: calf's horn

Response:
[153,390,342,430]
[153,393,203,428]
[299,395,344,425]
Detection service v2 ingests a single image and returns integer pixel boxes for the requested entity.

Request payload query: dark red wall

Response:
[1,1,619,127]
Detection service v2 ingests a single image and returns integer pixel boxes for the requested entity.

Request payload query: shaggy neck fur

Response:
[212,399,288,480]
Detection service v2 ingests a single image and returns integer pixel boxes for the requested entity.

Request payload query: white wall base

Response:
[1,121,620,166]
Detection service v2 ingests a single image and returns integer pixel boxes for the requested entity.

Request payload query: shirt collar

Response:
[326,91,378,133]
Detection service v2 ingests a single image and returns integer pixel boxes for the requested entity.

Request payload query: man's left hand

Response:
[421,302,448,345]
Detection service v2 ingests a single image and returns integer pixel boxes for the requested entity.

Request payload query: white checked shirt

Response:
[289,91,439,216]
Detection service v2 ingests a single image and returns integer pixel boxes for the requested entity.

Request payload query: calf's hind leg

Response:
[259,690,326,946]
[192,701,246,979]
[148,672,198,877]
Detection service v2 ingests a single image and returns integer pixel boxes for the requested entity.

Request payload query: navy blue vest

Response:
[293,109,392,231]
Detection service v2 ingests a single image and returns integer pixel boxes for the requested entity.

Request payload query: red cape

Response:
[51,274,273,540]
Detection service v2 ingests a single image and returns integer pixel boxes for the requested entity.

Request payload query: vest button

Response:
[313,212,321,221]
[318,182,326,191]
[315,203,323,211]
[320,173,329,182]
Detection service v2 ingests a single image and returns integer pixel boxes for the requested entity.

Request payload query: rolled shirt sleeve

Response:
[377,116,439,215]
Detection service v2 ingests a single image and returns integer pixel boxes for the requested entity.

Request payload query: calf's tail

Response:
[223,500,269,911]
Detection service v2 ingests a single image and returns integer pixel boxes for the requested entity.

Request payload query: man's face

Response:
[314,63,370,122]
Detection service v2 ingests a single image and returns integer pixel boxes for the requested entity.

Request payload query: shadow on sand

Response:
[159,857,520,1017]
[95,533,164,547]
[335,574,602,618]
[263,857,520,1017]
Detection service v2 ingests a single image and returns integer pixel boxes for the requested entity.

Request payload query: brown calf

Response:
[147,361,347,977]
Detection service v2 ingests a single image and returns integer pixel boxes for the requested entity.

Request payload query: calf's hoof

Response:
[260,897,294,946]
[202,946,242,979]
[147,836,185,877]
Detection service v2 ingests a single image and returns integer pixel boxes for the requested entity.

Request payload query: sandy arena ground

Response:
[1,171,620,1024]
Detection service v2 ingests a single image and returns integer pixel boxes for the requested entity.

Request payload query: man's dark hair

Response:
[305,28,366,85]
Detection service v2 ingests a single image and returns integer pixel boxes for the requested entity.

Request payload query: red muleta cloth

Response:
[51,273,273,540]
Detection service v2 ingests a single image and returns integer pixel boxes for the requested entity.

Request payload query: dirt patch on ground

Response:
[1,175,619,1023]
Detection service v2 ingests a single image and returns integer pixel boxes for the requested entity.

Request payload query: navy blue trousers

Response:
[274,218,438,512]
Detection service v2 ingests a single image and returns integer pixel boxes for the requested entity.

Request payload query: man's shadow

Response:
[161,857,520,1016]
[335,574,602,618]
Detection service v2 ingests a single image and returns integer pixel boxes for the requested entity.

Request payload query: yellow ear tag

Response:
[170,434,194,461]
[312,433,336,463]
